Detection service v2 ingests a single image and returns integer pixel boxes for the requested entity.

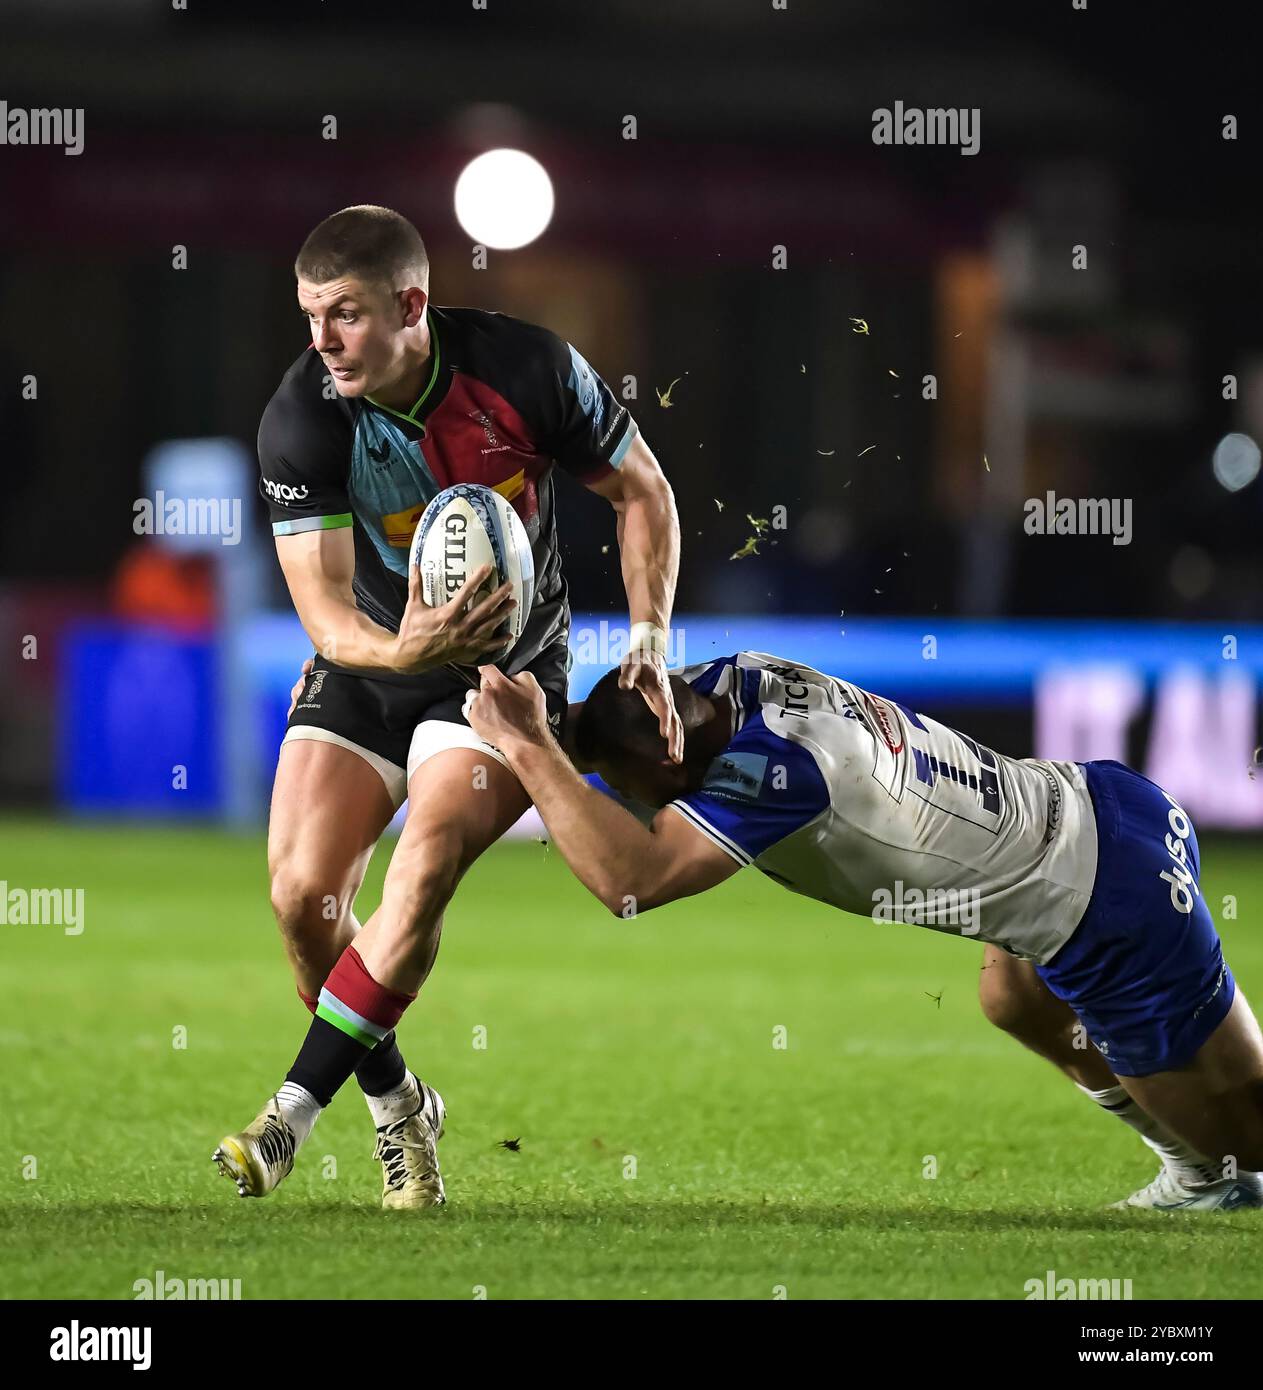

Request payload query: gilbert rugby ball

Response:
[409,483,535,661]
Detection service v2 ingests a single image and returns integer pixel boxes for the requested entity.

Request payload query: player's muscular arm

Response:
[467,669,738,913]
[276,530,514,673]
[275,528,397,670]
[508,733,736,913]
[586,434,684,761]
[586,433,678,637]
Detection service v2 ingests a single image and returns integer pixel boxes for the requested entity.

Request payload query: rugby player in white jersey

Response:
[466,651,1263,1212]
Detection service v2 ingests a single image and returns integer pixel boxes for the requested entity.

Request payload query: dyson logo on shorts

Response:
[1158,791,1200,914]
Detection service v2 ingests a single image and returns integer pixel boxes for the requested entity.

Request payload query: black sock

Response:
[287,1015,376,1109]
[355,1030,408,1097]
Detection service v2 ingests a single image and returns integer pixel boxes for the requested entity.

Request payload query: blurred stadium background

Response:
[3,0,1263,1304]
[1,1,1260,830]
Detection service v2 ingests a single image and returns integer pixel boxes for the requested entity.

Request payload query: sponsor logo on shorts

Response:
[298,670,326,709]
[1192,960,1228,1022]
[1158,791,1200,914]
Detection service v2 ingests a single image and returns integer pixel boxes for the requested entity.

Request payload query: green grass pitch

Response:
[2,818,1261,1300]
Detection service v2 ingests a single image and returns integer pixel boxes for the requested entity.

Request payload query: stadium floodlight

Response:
[454,148,554,250]
[1212,431,1261,492]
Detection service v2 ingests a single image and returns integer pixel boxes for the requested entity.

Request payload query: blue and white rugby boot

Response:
[1113,1165,1263,1211]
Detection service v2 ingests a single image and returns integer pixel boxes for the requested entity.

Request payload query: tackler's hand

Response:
[619,648,683,763]
[465,666,550,750]
[288,657,316,718]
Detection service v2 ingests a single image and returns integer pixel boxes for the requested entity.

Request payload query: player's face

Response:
[296,275,420,399]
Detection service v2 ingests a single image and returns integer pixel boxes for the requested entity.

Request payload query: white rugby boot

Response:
[213,1095,298,1199]
[373,1077,447,1211]
[1113,1165,1263,1211]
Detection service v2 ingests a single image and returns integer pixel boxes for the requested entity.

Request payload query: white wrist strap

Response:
[628,622,668,658]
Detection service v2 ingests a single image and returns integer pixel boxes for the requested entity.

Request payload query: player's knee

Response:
[269,868,348,940]
[978,960,1040,1036]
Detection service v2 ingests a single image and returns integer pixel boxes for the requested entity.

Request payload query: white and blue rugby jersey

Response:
[667,653,1098,962]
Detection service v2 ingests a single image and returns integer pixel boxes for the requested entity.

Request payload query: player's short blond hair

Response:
[295,205,429,292]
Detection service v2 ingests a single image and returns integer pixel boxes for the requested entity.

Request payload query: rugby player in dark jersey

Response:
[212,205,681,1208]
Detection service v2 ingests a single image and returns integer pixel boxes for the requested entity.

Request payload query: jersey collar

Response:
[364,307,448,434]
[690,657,761,737]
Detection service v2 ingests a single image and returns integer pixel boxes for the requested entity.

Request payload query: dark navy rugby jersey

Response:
[257,304,638,674]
